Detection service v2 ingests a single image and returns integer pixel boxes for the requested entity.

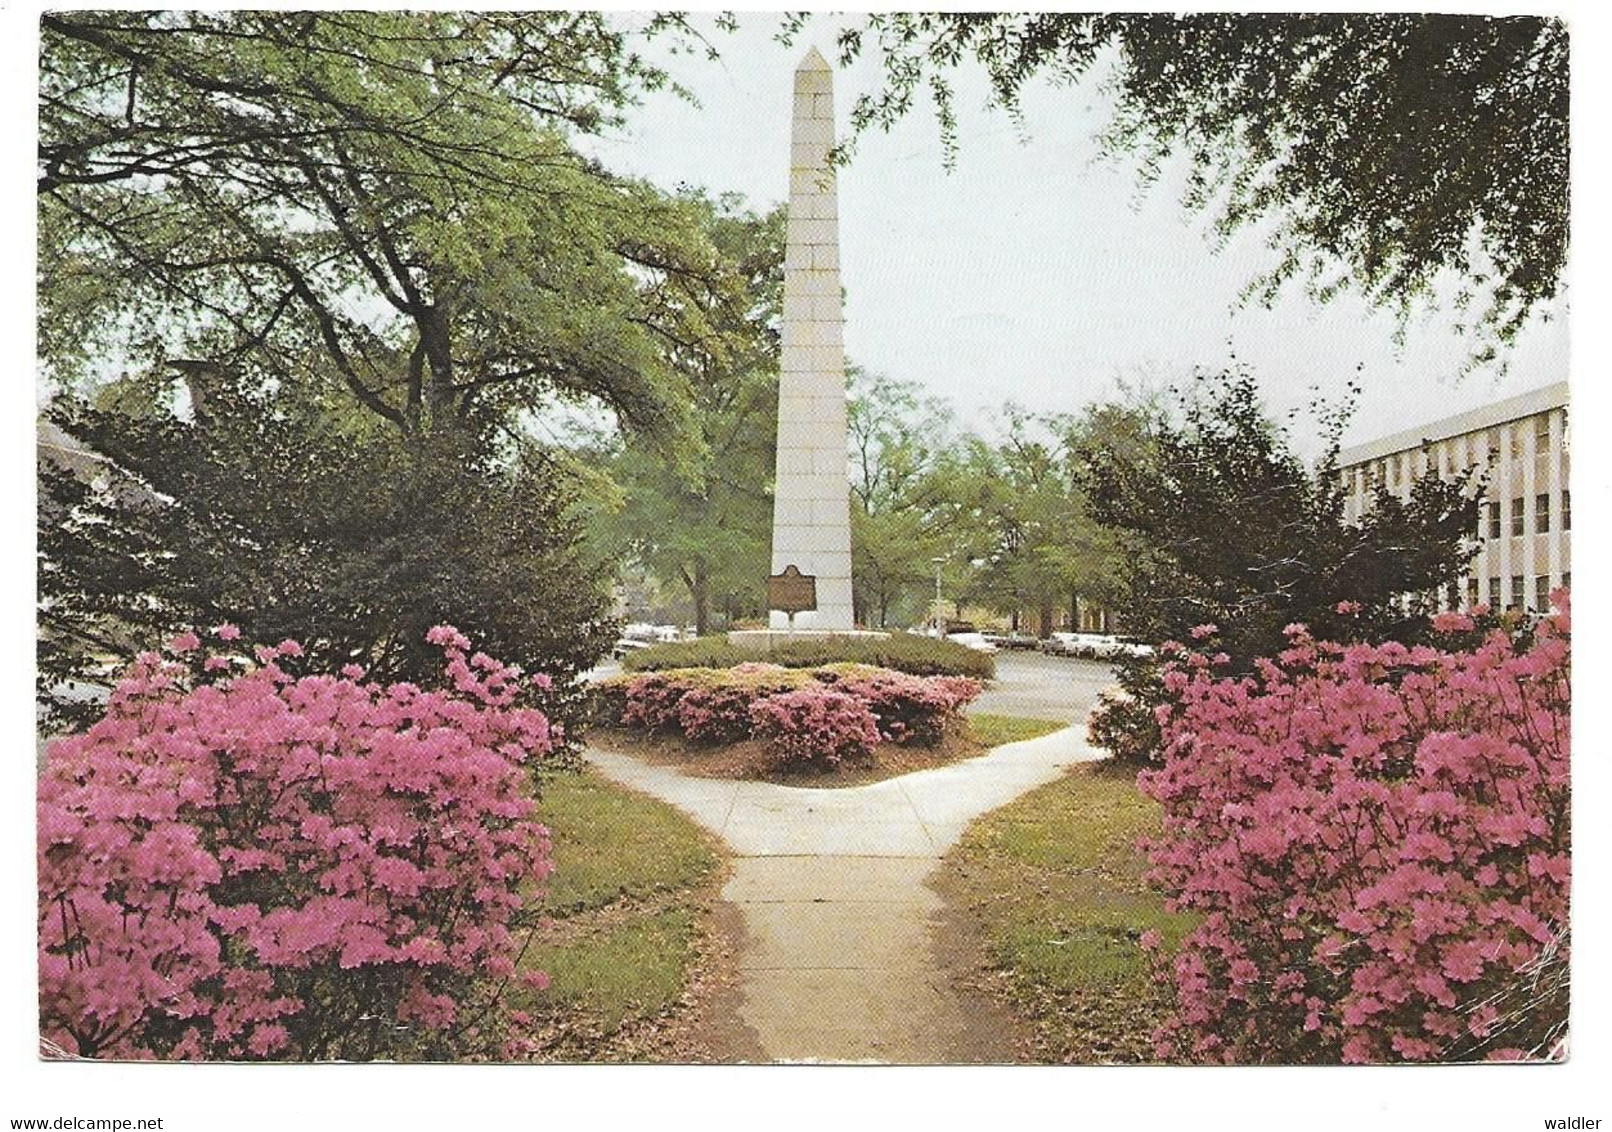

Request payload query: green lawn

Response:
[939,763,1195,1063]
[965,713,1066,749]
[511,769,722,1059]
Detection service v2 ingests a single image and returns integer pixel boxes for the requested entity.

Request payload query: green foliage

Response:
[39,11,734,448]
[36,12,772,740]
[945,407,1128,633]
[813,13,1568,357]
[1080,365,1482,763]
[848,369,957,628]
[586,195,786,634]
[617,631,995,679]
[38,384,613,736]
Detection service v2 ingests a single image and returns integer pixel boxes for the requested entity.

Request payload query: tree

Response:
[39,11,736,445]
[1084,367,1480,659]
[936,408,1124,635]
[39,379,614,735]
[847,369,956,628]
[37,12,768,724]
[811,13,1567,357]
[1080,366,1482,762]
[588,196,785,635]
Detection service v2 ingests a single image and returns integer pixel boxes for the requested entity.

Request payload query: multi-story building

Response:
[1335,382,1570,614]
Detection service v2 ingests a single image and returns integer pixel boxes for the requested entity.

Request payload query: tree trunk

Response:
[1039,601,1054,637]
[1070,590,1080,632]
[691,562,709,637]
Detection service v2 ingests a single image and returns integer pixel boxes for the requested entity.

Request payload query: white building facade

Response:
[1335,383,1570,614]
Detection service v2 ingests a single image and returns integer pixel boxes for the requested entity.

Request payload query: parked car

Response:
[1041,632,1130,660]
[1111,637,1156,660]
[1039,632,1080,657]
[610,637,654,660]
[983,631,1039,651]
[946,631,1000,654]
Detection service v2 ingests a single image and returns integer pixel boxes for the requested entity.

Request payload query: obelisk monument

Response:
[769,46,854,630]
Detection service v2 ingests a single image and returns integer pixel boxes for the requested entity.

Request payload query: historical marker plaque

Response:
[767,564,818,614]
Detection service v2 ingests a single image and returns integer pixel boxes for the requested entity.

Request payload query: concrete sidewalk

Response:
[586,726,1104,1062]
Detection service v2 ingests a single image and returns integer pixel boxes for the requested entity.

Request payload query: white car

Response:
[946,631,1000,654]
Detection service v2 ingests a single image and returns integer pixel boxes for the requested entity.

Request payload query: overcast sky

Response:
[580,14,1569,455]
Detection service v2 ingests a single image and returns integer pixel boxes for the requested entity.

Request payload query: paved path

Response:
[967,651,1118,722]
[587,724,1106,1062]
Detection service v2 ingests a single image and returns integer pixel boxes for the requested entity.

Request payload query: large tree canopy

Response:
[813,13,1567,355]
[39,10,739,445]
[587,195,786,635]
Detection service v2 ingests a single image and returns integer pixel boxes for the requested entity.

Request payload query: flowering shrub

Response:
[597,662,980,756]
[747,688,883,767]
[1138,595,1570,1064]
[38,625,556,1061]
[822,666,981,745]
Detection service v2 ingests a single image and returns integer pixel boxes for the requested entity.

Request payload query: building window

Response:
[1487,577,1501,609]
[1510,497,1525,537]
[1487,501,1501,539]
[1562,489,1571,531]
[1534,575,1550,611]
[1510,575,1524,611]
[1536,416,1552,451]
[1563,571,1572,592]
[1467,577,1480,608]
[1536,493,1551,533]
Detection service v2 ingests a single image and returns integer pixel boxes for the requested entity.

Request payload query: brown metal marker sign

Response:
[767,564,818,614]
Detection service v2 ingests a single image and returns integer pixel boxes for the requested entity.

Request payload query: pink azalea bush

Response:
[1138,594,1570,1064]
[38,625,556,1061]
[597,662,981,760]
[746,687,883,767]
[820,666,981,745]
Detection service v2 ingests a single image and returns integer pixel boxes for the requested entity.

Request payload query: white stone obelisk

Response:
[769,47,854,630]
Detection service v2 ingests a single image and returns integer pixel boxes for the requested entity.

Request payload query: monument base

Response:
[727,628,891,653]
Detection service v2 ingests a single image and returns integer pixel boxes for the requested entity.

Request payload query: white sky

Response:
[582,14,1569,454]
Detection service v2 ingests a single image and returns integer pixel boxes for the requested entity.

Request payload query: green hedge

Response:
[619,632,995,680]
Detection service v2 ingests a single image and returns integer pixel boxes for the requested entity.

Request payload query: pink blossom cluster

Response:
[1138,594,1570,1064]
[38,625,556,1061]
[616,663,813,743]
[818,666,981,745]
[598,663,981,759]
[745,687,883,766]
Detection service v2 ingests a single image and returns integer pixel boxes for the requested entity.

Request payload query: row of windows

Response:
[1468,573,1570,612]
[1342,408,1569,493]
[1483,491,1571,538]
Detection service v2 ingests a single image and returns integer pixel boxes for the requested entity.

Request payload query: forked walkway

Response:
[586,725,1105,1062]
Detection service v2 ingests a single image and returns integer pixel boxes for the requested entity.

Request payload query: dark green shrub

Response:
[619,632,994,680]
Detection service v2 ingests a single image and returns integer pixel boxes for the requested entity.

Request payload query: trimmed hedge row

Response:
[594,662,982,766]
[619,632,995,680]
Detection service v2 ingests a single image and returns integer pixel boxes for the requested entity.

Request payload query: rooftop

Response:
[1336,381,1569,468]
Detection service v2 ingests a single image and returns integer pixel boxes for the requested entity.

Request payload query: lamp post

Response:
[931,556,946,637]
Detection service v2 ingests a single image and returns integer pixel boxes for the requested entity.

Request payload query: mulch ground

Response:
[587,726,991,788]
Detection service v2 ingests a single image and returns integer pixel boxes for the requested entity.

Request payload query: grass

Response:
[510,769,723,1060]
[535,770,718,915]
[937,763,1196,1063]
[965,713,1066,748]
